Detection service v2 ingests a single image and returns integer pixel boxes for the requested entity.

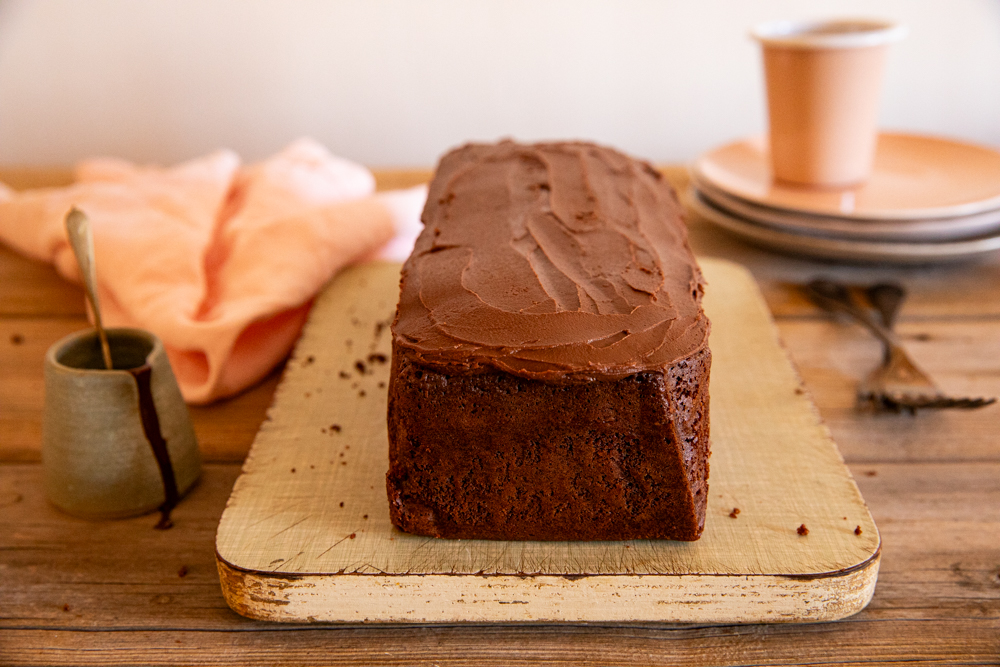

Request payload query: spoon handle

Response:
[65,208,113,370]
[865,282,907,362]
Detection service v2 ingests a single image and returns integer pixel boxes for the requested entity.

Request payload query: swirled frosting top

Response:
[393,141,709,380]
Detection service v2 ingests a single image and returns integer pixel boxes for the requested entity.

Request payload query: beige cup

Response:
[42,328,200,523]
[752,19,907,187]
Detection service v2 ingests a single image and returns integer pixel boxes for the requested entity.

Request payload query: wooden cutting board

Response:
[215,257,880,623]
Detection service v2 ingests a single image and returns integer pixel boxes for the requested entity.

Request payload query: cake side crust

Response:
[386,344,711,542]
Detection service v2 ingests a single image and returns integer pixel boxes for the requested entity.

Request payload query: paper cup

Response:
[752,18,907,188]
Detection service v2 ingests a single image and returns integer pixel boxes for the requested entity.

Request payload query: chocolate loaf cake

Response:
[386,140,711,541]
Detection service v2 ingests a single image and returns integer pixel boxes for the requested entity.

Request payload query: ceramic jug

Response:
[42,327,200,523]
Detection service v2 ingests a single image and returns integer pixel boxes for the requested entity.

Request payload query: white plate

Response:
[688,189,1000,265]
[692,178,1000,242]
[692,133,1000,221]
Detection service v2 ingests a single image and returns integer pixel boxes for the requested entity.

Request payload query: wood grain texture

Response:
[778,319,1000,463]
[3,624,998,667]
[215,258,880,623]
[3,461,996,665]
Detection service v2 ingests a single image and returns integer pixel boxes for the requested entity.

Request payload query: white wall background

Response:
[1,0,998,168]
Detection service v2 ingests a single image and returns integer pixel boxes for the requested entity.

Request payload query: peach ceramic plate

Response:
[692,133,1000,221]
[692,180,1000,242]
[688,189,1000,265]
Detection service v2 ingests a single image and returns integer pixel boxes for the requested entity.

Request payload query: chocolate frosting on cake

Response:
[393,141,709,381]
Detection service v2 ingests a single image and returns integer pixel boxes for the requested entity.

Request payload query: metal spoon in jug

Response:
[65,207,113,370]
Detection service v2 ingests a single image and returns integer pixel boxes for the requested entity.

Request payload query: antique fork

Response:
[804,278,997,413]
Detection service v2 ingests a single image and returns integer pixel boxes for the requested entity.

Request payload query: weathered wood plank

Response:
[0,464,248,631]
[2,460,997,664]
[3,461,997,631]
[2,620,999,667]
[0,166,74,191]
[851,462,1000,623]
[0,317,88,461]
[373,168,432,192]
[0,245,86,317]
[777,319,1000,463]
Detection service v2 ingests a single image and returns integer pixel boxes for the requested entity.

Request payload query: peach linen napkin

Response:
[0,139,427,404]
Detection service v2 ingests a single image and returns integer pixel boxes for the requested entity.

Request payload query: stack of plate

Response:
[689,133,1000,264]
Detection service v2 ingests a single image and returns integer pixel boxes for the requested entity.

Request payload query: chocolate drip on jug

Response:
[129,364,180,529]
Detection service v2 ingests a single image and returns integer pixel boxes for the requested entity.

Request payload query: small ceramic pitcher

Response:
[42,327,201,523]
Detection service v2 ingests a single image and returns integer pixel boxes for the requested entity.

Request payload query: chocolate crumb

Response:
[797,524,809,536]
[729,508,740,519]
[339,502,344,508]
[374,321,387,339]
[178,565,189,578]
[62,604,70,612]
[339,371,351,379]
[10,333,24,345]
[794,386,804,395]
[367,353,388,364]
[290,468,296,473]
[854,526,863,536]
[358,390,366,397]
[349,533,356,539]
[303,355,315,366]
[341,461,347,466]
[339,452,344,457]
[330,424,342,432]
[363,514,368,520]
[355,360,367,374]
[865,470,877,477]
[378,381,386,389]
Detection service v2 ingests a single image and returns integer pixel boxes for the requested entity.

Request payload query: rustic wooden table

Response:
[1,167,998,665]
